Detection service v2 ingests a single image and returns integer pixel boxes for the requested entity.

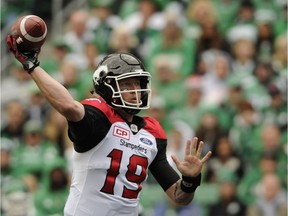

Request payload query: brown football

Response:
[9,15,47,51]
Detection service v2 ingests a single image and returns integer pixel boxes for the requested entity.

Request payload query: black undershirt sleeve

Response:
[149,138,180,191]
[67,105,111,153]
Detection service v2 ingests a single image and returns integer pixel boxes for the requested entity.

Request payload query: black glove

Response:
[6,35,40,73]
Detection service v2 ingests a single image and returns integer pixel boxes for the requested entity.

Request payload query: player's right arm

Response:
[6,35,84,122]
[30,66,84,122]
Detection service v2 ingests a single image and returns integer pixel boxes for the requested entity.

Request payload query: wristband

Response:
[180,173,202,193]
[24,61,40,73]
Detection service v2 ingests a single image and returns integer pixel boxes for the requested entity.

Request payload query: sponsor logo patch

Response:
[113,126,130,140]
[140,137,153,146]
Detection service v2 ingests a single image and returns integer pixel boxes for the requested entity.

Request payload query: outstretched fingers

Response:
[191,137,212,164]
[196,141,203,158]
[201,151,212,163]
[185,137,207,158]
[171,154,180,167]
[191,137,198,155]
[185,139,192,156]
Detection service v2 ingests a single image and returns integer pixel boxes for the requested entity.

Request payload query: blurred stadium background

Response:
[1,0,287,215]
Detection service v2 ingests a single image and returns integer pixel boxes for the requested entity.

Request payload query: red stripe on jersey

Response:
[143,116,167,139]
[81,97,167,139]
[81,97,124,124]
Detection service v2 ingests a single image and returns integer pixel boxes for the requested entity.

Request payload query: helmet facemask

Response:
[92,53,152,114]
[106,71,152,114]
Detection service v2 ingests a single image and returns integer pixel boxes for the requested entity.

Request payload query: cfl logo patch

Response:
[113,126,130,140]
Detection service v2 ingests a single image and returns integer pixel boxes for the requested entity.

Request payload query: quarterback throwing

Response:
[7,33,212,216]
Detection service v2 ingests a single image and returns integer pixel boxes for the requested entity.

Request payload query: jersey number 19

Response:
[101,149,148,199]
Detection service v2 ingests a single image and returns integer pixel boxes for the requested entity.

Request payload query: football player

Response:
[7,35,212,216]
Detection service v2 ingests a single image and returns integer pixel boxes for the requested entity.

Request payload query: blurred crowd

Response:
[1,0,287,216]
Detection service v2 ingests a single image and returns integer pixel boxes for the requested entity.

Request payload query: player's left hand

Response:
[171,137,212,178]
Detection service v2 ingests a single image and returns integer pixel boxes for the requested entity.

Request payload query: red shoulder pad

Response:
[143,116,167,139]
[81,97,122,123]
[81,97,109,112]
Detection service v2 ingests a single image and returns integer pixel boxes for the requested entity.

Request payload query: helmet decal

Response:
[93,64,108,85]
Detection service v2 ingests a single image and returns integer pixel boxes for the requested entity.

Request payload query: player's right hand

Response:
[7,35,40,73]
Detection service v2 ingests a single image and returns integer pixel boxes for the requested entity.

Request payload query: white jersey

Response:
[64,97,175,216]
